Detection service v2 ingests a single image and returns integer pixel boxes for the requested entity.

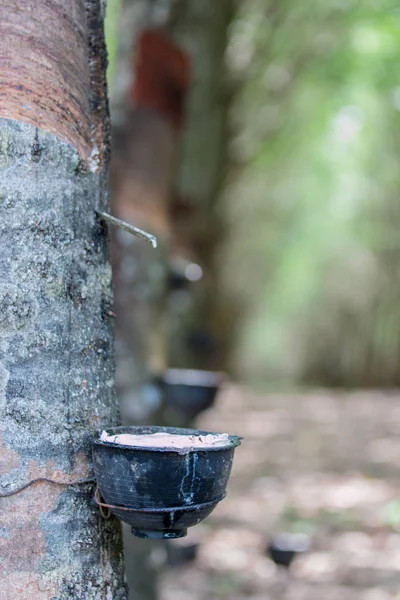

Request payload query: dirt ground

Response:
[158,385,400,600]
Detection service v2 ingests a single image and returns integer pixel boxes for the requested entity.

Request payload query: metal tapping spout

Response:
[97,211,158,248]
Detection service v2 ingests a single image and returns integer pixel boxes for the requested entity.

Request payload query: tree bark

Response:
[168,0,235,370]
[0,2,127,598]
[112,108,175,423]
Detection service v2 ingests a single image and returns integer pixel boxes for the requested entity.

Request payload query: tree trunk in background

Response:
[112,108,175,424]
[110,4,183,599]
[0,2,126,598]
[168,0,235,371]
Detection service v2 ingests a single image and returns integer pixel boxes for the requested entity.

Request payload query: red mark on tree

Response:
[131,29,190,130]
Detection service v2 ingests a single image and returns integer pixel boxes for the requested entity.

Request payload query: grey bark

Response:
[0,119,127,599]
[0,118,128,598]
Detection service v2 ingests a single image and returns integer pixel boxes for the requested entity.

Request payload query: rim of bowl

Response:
[93,425,242,453]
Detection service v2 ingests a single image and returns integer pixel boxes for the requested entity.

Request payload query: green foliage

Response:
[222,0,400,385]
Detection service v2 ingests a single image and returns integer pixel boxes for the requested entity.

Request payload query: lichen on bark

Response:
[0,119,127,598]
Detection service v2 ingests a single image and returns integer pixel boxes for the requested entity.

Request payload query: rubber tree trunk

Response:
[168,0,235,371]
[112,108,175,423]
[0,2,127,598]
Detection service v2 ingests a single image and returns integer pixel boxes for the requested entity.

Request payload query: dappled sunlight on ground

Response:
[160,386,400,599]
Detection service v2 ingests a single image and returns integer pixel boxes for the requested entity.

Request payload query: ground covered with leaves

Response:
[160,386,400,600]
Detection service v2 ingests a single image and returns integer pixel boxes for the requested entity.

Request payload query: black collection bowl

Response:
[161,369,225,421]
[92,425,241,539]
